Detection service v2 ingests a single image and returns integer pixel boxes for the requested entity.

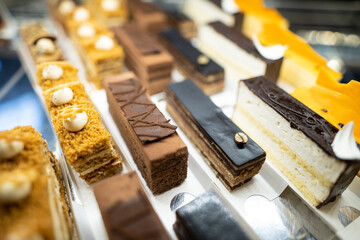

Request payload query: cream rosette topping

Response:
[332,121,360,160]
[95,35,114,50]
[59,106,88,132]
[0,169,36,203]
[252,34,287,61]
[73,7,90,22]
[0,139,24,160]
[58,0,75,15]
[42,65,64,80]
[35,38,56,54]
[77,23,96,37]
[51,87,74,106]
[101,0,119,11]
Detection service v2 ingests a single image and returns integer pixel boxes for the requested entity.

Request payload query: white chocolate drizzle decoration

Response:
[0,139,24,160]
[332,121,360,160]
[95,35,114,50]
[252,34,287,61]
[78,24,95,37]
[42,65,64,80]
[51,87,74,106]
[36,38,56,54]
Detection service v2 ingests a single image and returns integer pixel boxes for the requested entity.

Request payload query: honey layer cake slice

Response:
[93,171,170,240]
[160,28,224,95]
[166,80,266,191]
[113,23,173,94]
[104,72,188,194]
[198,21,283,82]
[20,23,64,64]
[232,76,360,207]
[174,190,252,240]
[38,63,123,184]
[0,126,73,239]
[85,0,128,27]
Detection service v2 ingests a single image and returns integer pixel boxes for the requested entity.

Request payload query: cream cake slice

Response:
[198,21,282,82]
[232,76,360,208]
[0,126,73,239]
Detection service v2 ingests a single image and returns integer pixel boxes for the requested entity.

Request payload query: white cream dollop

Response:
[51,87,74,106]
[58,0,75,15]
[0,139,24,160]
[95,35,114,50]
[77,24,95,37]
[63,112,88,132]
[332,121,360,160]
[42,65,64,80]
[0,171,33,203]
[73,7,90,22]
[252,34,287,61]
[101,0,119,11]
[35,38,55,54]
[221,0,239,14]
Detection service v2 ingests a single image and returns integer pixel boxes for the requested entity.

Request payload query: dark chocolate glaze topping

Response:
[209,21,279,64]
[174,191,251,240]
[109,78,176,144]
[243,76,360,162]
[116,23,161,55]
[168,80,265,167]
[161,28,223,76]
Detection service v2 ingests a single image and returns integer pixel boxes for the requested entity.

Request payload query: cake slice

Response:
[113,23,173,94]
[104,72,188,194]
[174,190,252,240]
[38,62,123,184]
[198,21,283,82]
[232,76,360,207]
[85,0,128,27]
[0,126,73,239]
[19,23,64,64]
[93,171,170,240]
[166,80,266,190]
[165,10,196,39]
[160,28,224,95]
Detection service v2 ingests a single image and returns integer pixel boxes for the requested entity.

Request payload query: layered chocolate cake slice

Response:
[104,72,188,194]
[174,190,252,240]
[166,80,266,190]
[198,21,283,82]
[160,28,224,95]
[113,23,173,94]
[233,76,360,207]
[93,171,170,240]
[0,126,73,239]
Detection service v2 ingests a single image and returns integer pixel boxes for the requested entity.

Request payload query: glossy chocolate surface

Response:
[167,80,265,168]
[161,28,223,76]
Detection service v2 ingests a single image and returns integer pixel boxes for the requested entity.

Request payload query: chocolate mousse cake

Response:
[93,171,170,240]
[198,21,283,82]
[165,10,196,40]
[113,23,173,94]
[174,190,252,240]
[233,76,360,207]
[166,80,266,191]
[0,126,73,239]
[160,28,224,95]
[104,72,188,194]
[20,23,64,64]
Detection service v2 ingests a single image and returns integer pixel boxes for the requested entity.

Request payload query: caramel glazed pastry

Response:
[20,23,64,64]
[104,72,188,194]
[93,171,170,240]
[0,126,73,240]
[37,61,123,184]
[166,80,266,190]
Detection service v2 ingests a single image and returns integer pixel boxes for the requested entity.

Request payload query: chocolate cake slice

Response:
[174,190,252,240]
[198,21,283,82]
[93,171,170,240]
[104,72,188,194]
[113,23,174,94]
[166,80,266,190]
[233,76,360,207]
[160,28,224,95]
